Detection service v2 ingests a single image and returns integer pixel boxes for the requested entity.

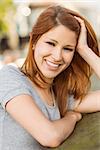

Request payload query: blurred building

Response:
[0,0,99,88]
[0,0,100,52]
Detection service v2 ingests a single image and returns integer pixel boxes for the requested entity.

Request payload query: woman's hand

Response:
[74,16,100,78]
[74,16,89,53]
[64,111,82,122]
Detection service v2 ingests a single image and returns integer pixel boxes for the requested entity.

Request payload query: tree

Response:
[0,0,15,37]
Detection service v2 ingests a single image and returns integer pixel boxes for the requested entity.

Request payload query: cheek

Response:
[35,43,51,56]
[63,52,75,64]
[34,46,44,61]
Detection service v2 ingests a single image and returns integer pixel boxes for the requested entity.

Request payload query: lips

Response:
[46,60,61,70]
[46,60,59,67]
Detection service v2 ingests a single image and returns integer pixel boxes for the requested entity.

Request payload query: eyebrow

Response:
[49,39,75,48]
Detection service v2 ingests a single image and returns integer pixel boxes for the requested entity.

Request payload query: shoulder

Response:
[0,64,23,77]
[0,64,30,88]
[0,64,32,109]
[0,64,28,84]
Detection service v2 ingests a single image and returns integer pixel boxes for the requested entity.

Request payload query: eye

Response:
[46,41,55,46]
[63,47,74,52]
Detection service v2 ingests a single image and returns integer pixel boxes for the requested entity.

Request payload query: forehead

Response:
[39,25,77,46]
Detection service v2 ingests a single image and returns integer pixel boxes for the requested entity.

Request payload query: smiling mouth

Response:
[46,60,62,70]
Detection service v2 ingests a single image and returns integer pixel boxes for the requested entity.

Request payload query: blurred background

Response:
[0,0,100,89]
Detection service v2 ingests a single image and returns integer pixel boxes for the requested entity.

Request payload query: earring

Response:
[32,44,35,50]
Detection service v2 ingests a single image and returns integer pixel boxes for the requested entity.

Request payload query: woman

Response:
[0,5,100,150]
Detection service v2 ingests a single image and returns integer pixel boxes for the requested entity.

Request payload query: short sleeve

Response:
[0,65,32,110]
[67,95,81,111]
[67,95,76,110]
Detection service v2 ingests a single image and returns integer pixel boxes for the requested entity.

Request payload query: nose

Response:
[52,47,62,61]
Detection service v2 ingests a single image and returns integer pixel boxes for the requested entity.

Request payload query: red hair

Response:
[21,5,99,117]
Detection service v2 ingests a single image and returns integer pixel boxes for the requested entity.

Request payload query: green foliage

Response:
[0,0,15,36]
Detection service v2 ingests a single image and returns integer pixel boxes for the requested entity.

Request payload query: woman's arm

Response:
[78,46,100,79]
[73,18,100,113]
[6,94,81,148]
[75,16,100,78]
[73,90,100,113]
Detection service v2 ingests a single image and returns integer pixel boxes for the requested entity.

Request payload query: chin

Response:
[42,72,60,79]
[41,67,67,79]
[43,74,56,79]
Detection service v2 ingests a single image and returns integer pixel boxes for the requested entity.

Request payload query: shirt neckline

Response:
[26,77,57,109]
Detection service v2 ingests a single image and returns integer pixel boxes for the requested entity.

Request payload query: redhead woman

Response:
[0,5,100,150]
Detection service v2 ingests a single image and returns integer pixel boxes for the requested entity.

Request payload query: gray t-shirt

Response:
[0,64,75,150]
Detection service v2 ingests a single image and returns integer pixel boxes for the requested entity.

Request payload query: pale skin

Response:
[6,18,100,148]
[75,16,100,79]
[74,17,100,113]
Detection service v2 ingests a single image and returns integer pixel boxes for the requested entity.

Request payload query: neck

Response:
[28,76,55,106]
[35,73,54,89]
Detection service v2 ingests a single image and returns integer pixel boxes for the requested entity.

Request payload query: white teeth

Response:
[46,61,59,67]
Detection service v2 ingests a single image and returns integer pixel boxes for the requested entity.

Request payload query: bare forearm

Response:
[52,111,81,145]
[74,17,100,78]
[74,90,100,113]
[78,46,100,78]
[6,95,82,148]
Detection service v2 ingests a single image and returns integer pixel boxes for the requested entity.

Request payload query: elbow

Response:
[39,131,61,148]
[41,138,60,148]
[44,138,60,148]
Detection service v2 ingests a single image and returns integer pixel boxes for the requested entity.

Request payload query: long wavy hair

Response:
[21,5,99,117]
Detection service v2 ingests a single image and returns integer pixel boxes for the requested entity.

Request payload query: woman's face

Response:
[34,25,77,80]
